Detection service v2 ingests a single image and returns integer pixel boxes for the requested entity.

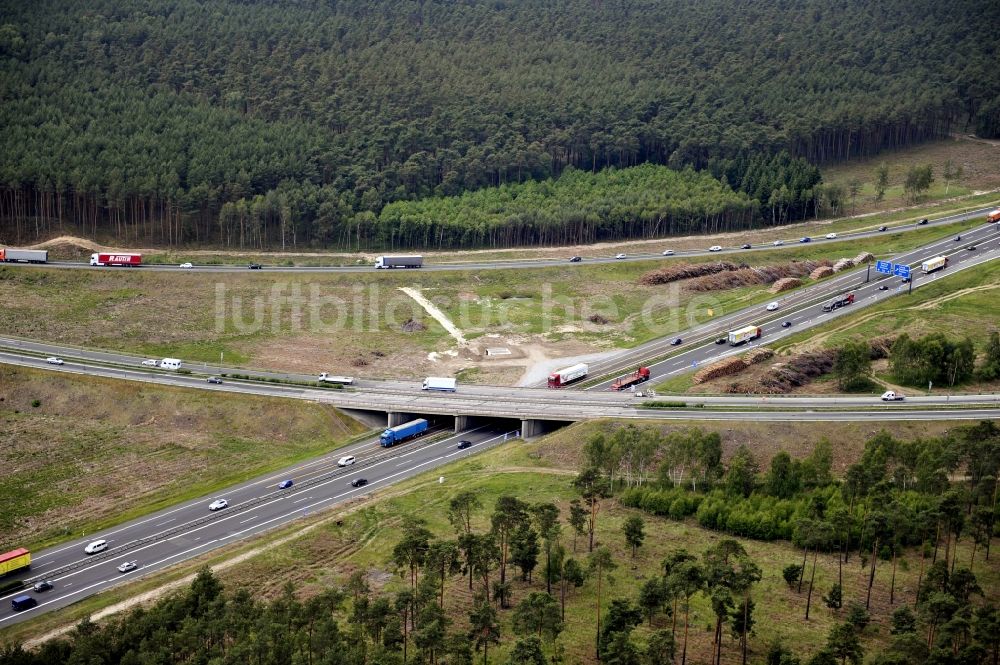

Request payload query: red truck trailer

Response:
[90,252,142,266]
[611,367,651,391]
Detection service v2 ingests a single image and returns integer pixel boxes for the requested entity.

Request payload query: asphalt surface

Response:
[2,212,999,626]
[2,352,998,420]
[2,207,994,273]
[0,424,514,627]
[4,221,998,398]
[580,221,1000,389]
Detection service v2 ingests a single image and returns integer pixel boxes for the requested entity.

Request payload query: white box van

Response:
[422,377,457,392]
[160,358,182,370]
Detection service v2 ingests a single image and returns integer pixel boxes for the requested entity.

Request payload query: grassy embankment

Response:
[0,364,368,551]
[0,217,983,381]
[3,419,997,663]
[655,255,1000,395]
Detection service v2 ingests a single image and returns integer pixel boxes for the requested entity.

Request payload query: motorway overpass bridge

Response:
[3,352,999,438]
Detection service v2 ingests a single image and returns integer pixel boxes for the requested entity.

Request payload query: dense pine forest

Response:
[1,0,998,249]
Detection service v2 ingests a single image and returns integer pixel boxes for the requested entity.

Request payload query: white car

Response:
[84,539,108,555]
[179,262,193,269]
[825,233,837,239]
[208,499,229,511]
[117,561,138,574]
[46,357,64,365]
[709,245,722,252]
[662,249,675,256]
[141,359,159,367]
[766,302,780,311]
[772,239,784,246]
[337,455,356,467]
[615,253,627,259]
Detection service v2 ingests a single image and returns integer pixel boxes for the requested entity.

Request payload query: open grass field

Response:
[823,135,1000,217]
[4,418,996,663]
[0,365,367,551]
[0,217,982,384]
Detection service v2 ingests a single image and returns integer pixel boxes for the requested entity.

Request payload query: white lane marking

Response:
[0,539,212,624]
[156,519,175,526]
[239,516,258,524]
[292,496,311,504]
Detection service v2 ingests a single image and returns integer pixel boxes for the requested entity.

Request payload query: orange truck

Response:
[988,209,1000,223]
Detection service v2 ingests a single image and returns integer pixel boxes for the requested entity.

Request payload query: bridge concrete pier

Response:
[387,412,414,427]
[520,419,543,439]
[454,415,470,432]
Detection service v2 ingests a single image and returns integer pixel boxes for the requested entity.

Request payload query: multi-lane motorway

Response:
[581,220,1000,389]
[2,211,998,627]
[5,206,995,273]
[0,425,514,627]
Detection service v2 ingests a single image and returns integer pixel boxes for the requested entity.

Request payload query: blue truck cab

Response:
[380,418,429,447]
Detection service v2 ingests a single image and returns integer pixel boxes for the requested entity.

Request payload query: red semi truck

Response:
[611,367,651,391]
[90,252,142,266]
[547,363,588,388]
[822,292,855,312]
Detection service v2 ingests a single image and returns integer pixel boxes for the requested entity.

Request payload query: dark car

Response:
[878,226,888,232]
[954,236,962,241]
[799,236,811,243]
[781,321,792,328]
[32,580,53,593]
[715,337,727,345]
[671,338,682,346]
[248,263,262,269]
[350,478,368,488]
[278,479,294,489]
[457,440,473,449]
[207,376,223,384]
[568,256,582,262]
[878,285,889,291]
[901,277,911,284]
[918,218,928,225]
[740,243,752,250]
[967,245,977,251]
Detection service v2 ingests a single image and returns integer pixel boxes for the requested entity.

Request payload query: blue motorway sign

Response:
[893,264,911,279]
[875,260,892,275]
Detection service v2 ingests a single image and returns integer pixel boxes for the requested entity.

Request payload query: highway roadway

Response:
[579,221,1000,389]
[5,221,997,397]
[3,207,995,273]
[0,424,515,627]
[2,350,999,420]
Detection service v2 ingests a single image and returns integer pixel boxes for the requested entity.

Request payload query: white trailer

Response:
[920,256,947,273]
[375,255,423,269]
[160,358,183,370]
[547,363,589,388]
[422,377,457,392]
[728,325,762,346]
[0,248,48,263]
[318,373,355,385]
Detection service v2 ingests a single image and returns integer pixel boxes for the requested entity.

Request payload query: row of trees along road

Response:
[2,0,999,249]
[833,331,1000,392]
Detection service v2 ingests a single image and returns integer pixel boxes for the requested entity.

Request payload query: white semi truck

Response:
[375,255,423,269]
